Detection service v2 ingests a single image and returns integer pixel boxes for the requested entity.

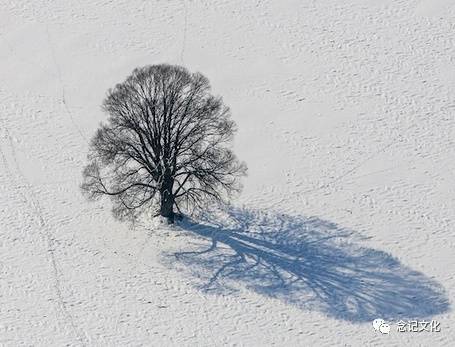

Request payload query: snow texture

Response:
[1,0,454,345]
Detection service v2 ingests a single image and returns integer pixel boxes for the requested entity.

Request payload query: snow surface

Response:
[1,0,454,345]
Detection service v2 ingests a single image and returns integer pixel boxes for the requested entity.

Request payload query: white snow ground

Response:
[1,0,454,345]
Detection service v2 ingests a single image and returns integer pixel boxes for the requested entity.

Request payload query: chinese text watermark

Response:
[373,318,441,334]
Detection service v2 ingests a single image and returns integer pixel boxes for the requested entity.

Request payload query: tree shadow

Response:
[166,207,449,323]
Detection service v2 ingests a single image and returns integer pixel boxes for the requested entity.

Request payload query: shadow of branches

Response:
[166,208,449,322]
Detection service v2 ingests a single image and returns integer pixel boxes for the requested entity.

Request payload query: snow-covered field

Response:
[1,0,454,345]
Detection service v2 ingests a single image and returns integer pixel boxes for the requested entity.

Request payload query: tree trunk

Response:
[159,177,174,224]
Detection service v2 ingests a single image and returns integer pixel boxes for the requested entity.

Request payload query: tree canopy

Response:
[82,64,246,223]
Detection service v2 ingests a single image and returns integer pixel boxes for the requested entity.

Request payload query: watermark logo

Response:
[373,318,390,334]
[373,318,441,334]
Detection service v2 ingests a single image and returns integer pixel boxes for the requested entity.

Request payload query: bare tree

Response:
[81,64,247,223]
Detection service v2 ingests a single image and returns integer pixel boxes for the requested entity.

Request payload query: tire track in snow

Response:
[180,1,188,65]
[0,124,88,346]
[45,25,89,143]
